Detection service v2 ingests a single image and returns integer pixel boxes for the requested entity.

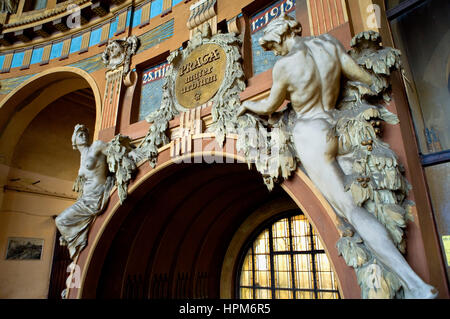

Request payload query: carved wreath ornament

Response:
[138,23,245,165]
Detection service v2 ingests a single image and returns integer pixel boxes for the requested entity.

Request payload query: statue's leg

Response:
[291,118,437,298]
[55,206,72,239]
[55,202,93,260]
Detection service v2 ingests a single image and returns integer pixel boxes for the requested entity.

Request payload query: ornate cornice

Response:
[4,0,91,29]
[0,0,138,50]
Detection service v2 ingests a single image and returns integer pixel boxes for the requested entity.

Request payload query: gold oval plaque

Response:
[175,43,227,109]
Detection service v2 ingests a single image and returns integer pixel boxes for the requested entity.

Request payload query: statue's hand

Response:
[72,175,85,194]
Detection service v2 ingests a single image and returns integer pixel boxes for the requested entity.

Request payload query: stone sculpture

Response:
[237,13,437,299]
[55,125,138,262]
[102,35,139,76]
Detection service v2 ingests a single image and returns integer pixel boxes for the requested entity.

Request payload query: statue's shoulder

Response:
[303,34,343,55]
[273,54,291,73]
[91,140,108,152]
[92,140,106,146]
[311,33,339,44]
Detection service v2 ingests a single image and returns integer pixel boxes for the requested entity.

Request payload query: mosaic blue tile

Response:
[68,54,103,73]
[70,35,82,53]
[0,74,33,95]
[34,0,47,10]
[138,18,174,53]
[139,79,164,121]
[11,51,24,68]
[132,7,142,28]
[50,41,63,60]
[139,62,169,121]
[151,0,164,19]
[109,17,118,38]
[89,27,102,47]
[30,47,44,65]
[126,9,132,27]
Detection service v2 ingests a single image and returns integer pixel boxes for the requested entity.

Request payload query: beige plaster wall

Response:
[0,90,95,298]
[10,93,95,181]
[0,192,74,298]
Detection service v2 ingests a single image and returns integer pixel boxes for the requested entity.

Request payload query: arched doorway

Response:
[72,139,360,299]
[96,162,282,298]
[0,68,100,298]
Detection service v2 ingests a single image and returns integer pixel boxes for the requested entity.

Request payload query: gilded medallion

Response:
[175,43,227,108]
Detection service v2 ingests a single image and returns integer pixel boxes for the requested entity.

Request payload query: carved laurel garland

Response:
[333,31,414,299]
[138,25,246,165]
[105,134,139,205]
[236,106,299,190]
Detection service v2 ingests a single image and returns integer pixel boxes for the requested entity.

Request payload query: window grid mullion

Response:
[251,246,255,300]
[240,285,339,293]
[238,212,340,300]
[309,224,319,299]
[272,249,326,255]
[288,217,296,299]
[268,227,276,299]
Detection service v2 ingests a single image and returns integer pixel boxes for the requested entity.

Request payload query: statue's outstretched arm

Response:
[238,63,287,116]
[327,37,373,85]
[338,48,373,86]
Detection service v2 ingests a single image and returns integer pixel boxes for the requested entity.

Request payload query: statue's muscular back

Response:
[277,34,342,119]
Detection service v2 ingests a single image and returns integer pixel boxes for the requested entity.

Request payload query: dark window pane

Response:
[424,162,450,283]
[385,0,413,10]
[390,0,450,154]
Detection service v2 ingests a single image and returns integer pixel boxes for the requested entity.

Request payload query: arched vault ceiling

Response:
[95,162,289,298]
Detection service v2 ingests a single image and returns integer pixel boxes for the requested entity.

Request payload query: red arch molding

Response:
[67,135,360,299]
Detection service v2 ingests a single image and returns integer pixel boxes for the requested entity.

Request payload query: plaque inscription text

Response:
[175,43,227,108]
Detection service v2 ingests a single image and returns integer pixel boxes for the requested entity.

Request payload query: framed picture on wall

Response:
[5,237,44,260]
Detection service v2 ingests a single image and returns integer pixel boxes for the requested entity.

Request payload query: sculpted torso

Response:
[238,33,368,119]
[274,35,342,118]
[78,140,109,189]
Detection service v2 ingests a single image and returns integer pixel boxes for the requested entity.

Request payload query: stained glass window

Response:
[238,212,340,299]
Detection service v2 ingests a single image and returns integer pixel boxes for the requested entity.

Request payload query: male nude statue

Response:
[55,125,114,260]
[237,14,437,299]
